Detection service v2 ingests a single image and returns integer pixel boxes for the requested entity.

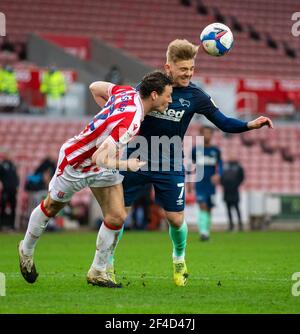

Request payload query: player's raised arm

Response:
[89,81,113,107]
[92,136,146,172]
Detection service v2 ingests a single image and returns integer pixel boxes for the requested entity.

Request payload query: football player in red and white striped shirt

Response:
[18,71,173,288]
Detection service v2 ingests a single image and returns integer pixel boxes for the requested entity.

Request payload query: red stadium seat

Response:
[1,0,300,77]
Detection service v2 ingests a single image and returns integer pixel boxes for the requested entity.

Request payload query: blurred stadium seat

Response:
[1,0,300,77]
[1,0,300,227]
[0,116,91,227]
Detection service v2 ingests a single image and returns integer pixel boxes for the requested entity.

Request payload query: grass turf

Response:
[0,230,300,314]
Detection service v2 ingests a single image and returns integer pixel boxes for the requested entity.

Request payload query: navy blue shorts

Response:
[195,191,216,209]
[121,170,185,212]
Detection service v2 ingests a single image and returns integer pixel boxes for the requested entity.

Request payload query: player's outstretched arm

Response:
[202,96,274,133]
[92,137,146,172]
[247,116,274,130]
[89,81,112,107]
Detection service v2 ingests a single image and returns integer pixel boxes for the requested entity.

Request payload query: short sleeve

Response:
[109,117,140,147]
[109,85,135,97]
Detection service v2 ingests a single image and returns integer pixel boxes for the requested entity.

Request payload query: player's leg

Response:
[205,195,216,238]
[18,172,75,283]
[196,194,211,240]
[18,197,64,284]
[21,194,65,255]
[87,183,125,288]
[163,210,189,286]
[234,201,243,231]
[107,170,151,269]
[107,206,130,268]
[164,211,187,259]
[153,174,188,286]
[226,201,234,231]
[0,189,7,229]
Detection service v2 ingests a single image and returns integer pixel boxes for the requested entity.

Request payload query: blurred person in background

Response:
[0,148,19,230]
[0,64,18,95]
[25,154,57,192]
[14,42,27,61]
[105,65,123,85]
[191,126,223,241]
[25,154,57,221]
[40,65,67,115]
[33,155,57,186]
[221,152,245,231]
[0,64,19,112]
[0,36,15,53]
[131,183,152,230]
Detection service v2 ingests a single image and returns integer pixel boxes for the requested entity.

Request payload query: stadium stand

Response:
[185,123,300,195]
[0,116,299,225]
[1,0,300,77]
[1,0,300,226]
[0,116,92,228]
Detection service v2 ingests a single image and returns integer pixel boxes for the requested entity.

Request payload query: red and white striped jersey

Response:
[58,84,144,177]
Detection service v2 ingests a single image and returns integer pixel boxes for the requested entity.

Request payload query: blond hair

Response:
[166,39,199,63]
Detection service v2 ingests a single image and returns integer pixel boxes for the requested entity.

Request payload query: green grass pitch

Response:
[0,230,300,314]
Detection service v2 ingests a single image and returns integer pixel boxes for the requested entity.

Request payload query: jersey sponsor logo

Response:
[57,191,65,199]
[179,98,190,108]
[147,108,185,122]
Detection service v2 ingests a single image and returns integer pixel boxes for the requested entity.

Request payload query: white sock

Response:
[22,203,50,256]
[91,222,122,272]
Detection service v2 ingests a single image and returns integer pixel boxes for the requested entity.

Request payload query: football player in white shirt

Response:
[18,71,173,288]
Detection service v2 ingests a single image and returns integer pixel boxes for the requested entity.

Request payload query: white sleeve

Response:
[107,83,115,97]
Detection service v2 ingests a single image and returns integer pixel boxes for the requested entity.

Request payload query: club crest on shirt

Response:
[179,98,190,108]
[57,191,65,199]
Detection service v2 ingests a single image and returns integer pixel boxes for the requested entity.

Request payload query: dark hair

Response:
[139,71,173,98]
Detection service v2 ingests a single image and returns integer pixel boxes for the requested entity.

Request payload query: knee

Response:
[43,197,63,217]
[166,212,184,228]
[104,210,127,228]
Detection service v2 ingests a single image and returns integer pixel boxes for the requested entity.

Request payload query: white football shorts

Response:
[48,145,124,203]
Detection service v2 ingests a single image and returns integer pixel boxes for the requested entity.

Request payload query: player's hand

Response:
[247,116,274,130]
[211,174,220,185]
[127,158,147,172]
